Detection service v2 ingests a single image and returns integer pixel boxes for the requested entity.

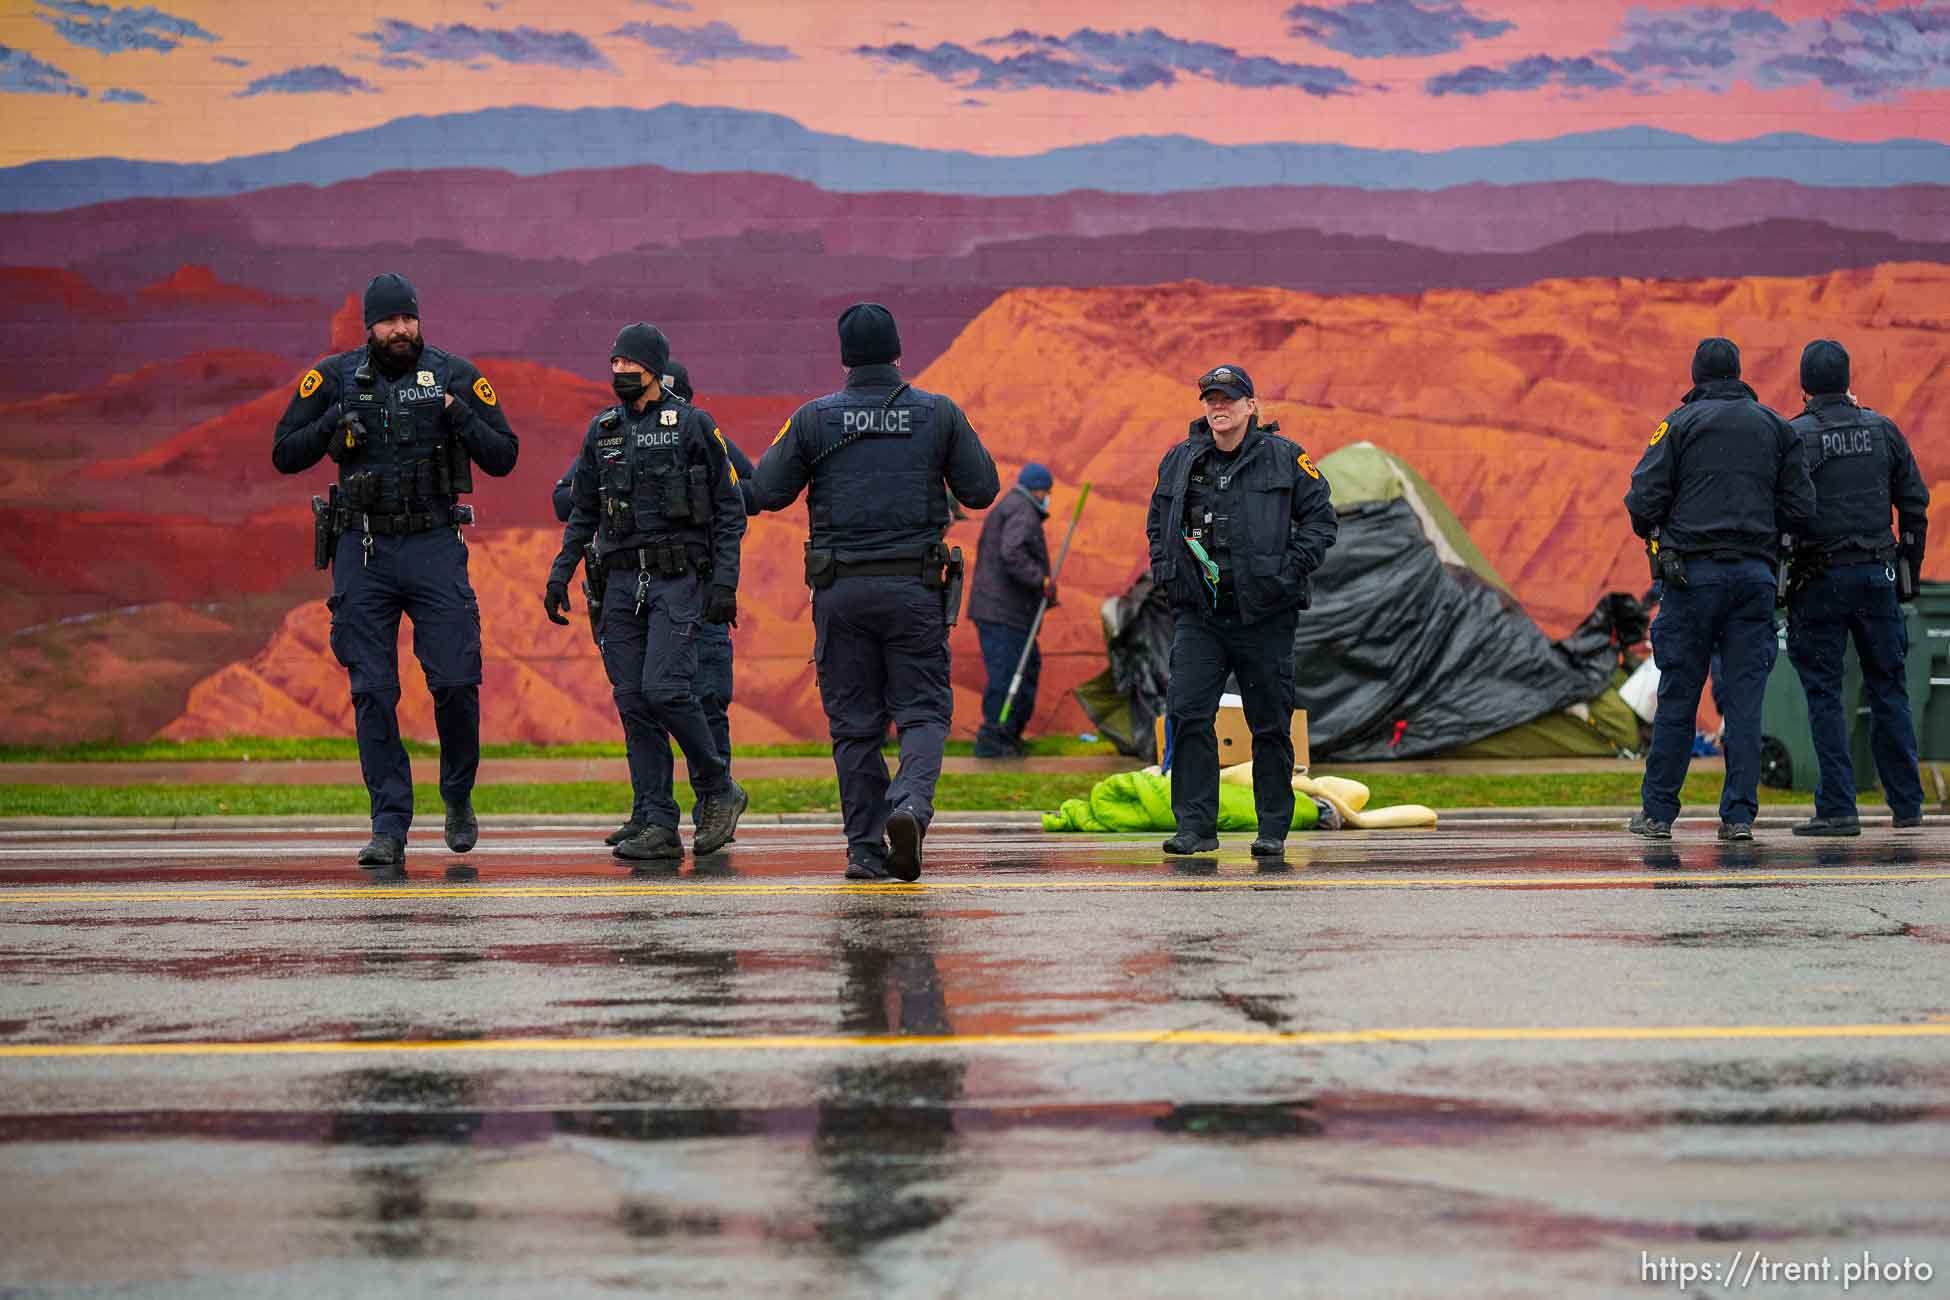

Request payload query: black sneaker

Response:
[443,799,478,854]
[1717,822,1753,841]
[613,826,683,861]
[604,818,646,847]
[1627,812,1672,840]
[1893,813,1925,829]
[692,781,749,856]
[1162,832,1220,855]
[845,854,894,881]
[885,807,925,881]
[358,833,405,868]
[1249,837,1285,857]
[1791,815,1861,837]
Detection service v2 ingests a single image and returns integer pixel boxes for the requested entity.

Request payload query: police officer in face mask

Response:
[1146,364,1337,859]
[1784,339,1931,836]
[544,325,749,863]
[272,273,520,870]
[1626,337,1817,842]
[752,303,1000,881]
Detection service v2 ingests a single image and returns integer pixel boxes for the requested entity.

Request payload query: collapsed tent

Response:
[1075,442,1641,763]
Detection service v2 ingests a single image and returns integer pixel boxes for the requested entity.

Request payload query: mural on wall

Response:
[1,0,1948,744]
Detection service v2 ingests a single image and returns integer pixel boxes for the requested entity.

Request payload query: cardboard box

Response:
[1155,706,1309,772]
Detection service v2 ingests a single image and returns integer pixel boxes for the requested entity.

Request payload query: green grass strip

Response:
[0,735,1117,763]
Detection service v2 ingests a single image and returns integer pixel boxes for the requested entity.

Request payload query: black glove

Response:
[543,580,571,626]
[703,584,738,626]
[322,405,356,462]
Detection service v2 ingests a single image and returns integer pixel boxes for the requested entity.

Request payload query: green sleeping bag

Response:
[1043,769,1320,833]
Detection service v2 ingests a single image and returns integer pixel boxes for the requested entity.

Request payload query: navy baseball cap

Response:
[1197,364,1253,400]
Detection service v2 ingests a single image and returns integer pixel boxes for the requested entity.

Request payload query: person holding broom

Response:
[970,463,1059,758]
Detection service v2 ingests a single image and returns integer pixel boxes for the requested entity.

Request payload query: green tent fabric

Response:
[1318,441,1513,600]
[1445,686,1641,758]
[1043,770,1322,833]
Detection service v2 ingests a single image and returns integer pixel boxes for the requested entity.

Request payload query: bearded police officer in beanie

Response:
[752,303,1000,881]
[545,325,749,862]
[1783,339,1931,836]
[969,461,1057,758]
[551,359,760,848]
[1626,337,1816,841]
[272,273,518,870]
[1147,364,1336,858]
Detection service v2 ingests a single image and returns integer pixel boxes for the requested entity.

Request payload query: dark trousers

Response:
[1787,562,1924,820]
[636,620,736,826]
[327,528,482,839]
[975,619,1039,751]
[1166,607,1299,840]
[814,576,952,864]
[601,567,728,833]
[1642,559,1776,825]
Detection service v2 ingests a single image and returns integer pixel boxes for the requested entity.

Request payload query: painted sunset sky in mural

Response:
[1,0,1948,746]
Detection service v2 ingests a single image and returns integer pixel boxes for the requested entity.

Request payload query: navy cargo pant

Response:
[636,620,736,828]
[601,565,730,834]
[974,619,1039,754]
[1787,562,1924,821]
[327,527,481,840]
[1642,557,1777,825]
[1166,606,1300,840]
[814,575,953,868]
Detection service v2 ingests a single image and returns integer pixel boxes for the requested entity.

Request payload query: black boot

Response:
[614,826,683,862]
[692,781,749,856]
[443,799,478,854]
[358,833,405,868]
[885,807,925,881]
[1161,832,1219,855]
[604,818,647,847]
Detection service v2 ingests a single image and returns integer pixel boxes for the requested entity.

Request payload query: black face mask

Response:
[611,372,647,402]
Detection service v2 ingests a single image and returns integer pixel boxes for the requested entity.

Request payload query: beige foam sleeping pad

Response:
[1219,763,1438,829]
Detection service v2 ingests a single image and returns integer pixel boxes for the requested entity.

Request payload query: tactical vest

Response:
[592,400,712,549]
[1794,402,1894,551]
[332,345,472,516]
[804,385,951,557]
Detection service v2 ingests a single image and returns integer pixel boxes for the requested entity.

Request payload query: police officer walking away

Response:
[1626,338,1817,840]
[969,462,1057,758]
[550,360,757,847]
[272,273,520,869]
[752,303,1000,881]
[1146,365,1337,858]
[1784,339,1930,835]
[544,325,749,862]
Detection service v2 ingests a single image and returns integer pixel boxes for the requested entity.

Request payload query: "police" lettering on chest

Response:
[635,429,682,449]
[398,385,444,403]
[1821,428,1874,458]
[841,407,913,435]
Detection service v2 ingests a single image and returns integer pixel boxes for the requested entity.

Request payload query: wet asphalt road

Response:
[1,822,1948,1298]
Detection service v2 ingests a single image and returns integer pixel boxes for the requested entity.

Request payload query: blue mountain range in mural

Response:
[4,104,1949,212]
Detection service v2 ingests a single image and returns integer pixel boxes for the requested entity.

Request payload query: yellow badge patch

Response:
[1649,420,1669,447]
[771,418,791,447]
[1298,452,1320,480]
[660,408,679,427]
[298,369,323,399]
[713,430,739,483]
[472,376,497,407]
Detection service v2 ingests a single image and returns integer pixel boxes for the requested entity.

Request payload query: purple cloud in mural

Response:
[33,0,218,55]
[608,20,795,65]
[859,27,1366,96]
[0,44,87,96]
[1427,54,1626,96]
[212,54,247,68]
[637,0,695,10]
[360,20,616,72]
[1284,0,1514,58]
[235,65,377,97]
[1593,4,1948,102]
[100,86,148,102]
[377,55,424,71]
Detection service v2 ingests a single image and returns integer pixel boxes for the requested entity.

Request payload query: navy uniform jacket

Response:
[1790,393,1929,558]
[272,343,519,483]
[554,403,757,523]
[967,485,1052,630]
[1146,418,1337,625]
[1626,378,1816,558]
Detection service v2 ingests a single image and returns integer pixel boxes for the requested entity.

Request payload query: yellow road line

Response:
[3,1023,1948,1061]
[1,871,1947,903]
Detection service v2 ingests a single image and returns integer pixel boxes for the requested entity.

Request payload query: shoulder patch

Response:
[712,430,738,483]
[298,369,323,399]
[1297,452,1320,480]
[771,417,791,447]
[1649,420,1669,448]
[472,376,497,407]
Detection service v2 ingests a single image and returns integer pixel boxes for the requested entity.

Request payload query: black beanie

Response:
[1800,339,1850,395]
[610,322,670,376]
[362,273,419,328]
[838,302,901,368]
[663,360,693,402]
[1691,336,1741,384]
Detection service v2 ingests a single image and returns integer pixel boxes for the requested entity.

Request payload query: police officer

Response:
[1626,337,1817,841]
[969,462,1057,758]
[752,303,1000,881]
[552,360,760,847]
[544,325,749,862]
[1784,339,1930,835]
[272,273,519,869]
[1146,365,1336,858]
